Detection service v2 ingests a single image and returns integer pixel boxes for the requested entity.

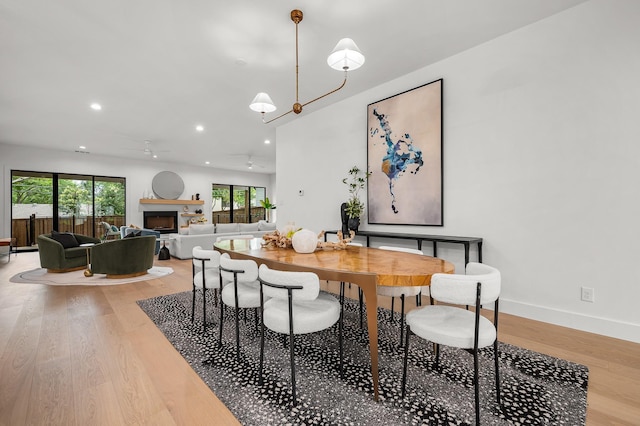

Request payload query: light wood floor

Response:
[0,252,638,425]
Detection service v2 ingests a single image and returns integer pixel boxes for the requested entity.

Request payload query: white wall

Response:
[275,0,640,342]
[0,143,273,234]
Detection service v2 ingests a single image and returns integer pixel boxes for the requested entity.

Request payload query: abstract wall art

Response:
[367,79,443,226]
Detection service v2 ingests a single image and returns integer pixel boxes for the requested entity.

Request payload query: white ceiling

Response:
[0,0,586,174]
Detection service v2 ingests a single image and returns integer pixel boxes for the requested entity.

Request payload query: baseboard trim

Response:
[500,298,640,344]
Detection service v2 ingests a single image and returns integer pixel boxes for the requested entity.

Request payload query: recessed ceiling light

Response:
[152,154,158,159]
[205,161,210,165]
[264,139,271,144]
[90,103,102,111]
[79,145,86,150]
[196,125,204,132]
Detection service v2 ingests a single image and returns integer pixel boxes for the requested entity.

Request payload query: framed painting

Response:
[367,79,443,226]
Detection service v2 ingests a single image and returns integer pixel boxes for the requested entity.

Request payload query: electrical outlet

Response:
[581,287,594,303]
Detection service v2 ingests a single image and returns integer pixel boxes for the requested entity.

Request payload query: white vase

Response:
[291,229,318,253]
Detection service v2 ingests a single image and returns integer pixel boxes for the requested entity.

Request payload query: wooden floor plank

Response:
[127,321,240,425]
[25,357,76,425]
[0,290,44,425]
[1,251,638,425]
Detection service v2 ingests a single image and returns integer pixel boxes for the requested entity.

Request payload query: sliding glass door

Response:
[94,176,126,236]
[57,174,94,234]
[11,170,126,250]
[212,183,267,224]
[11,171,53,248]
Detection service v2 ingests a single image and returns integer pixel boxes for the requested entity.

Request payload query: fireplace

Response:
[143,211,178,234]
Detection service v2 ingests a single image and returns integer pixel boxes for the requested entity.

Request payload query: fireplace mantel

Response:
[139,199,203,205]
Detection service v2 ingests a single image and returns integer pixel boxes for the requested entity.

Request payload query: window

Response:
[11,170,126,250]
[212,183,267,224]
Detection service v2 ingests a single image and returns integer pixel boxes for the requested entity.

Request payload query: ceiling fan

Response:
[129,140,170,159]
[246,156,265,170]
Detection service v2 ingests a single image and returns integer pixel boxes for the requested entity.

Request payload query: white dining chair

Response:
[377,245,423,346]
[402,262,501,426]
[218,253,262,360]
[191,246,222,333]
[258,264,343,406]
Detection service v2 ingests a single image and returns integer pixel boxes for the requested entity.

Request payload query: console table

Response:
[324,230,483,265]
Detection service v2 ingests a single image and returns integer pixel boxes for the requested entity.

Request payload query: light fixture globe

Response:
[250,10,364,124]
[250,92,277,113]
[327,38,365,71]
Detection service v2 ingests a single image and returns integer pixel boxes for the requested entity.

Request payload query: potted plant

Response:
[342,166,371,232]
[260,197,276,222]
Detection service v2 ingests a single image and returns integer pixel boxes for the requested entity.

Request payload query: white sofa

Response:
[168,221,277,259]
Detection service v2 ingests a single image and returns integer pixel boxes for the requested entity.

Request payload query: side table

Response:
[157,236,173,260]
[0,238,16,262]
[80,242,96,277]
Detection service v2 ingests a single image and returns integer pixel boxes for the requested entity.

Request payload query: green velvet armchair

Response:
[90,235,156,278]
[38,233,101,272]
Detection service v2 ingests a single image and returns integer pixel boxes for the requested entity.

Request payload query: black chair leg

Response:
[474,348,480,426]
[390,297,395,322]
[494,339,501,405]
[399,294,406,347]
[234,307,240,360]
[218,302,224,348]
[191,287,196,323]
[289,330,297,406]
[258,311,265,386]
[401,326,411,398]
[416,293,421,307]
[358,288,364,331]
[233,280,241,360]
[202,287,207,332]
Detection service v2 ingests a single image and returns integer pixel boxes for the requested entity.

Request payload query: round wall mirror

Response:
[152,171,184,200]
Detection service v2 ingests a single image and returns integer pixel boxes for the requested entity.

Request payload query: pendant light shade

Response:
[327,38,365,71]
[250,10,365,124]
[249,92,277,113]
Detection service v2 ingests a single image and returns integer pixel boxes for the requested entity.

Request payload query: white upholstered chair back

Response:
[430,262,501,305]
[192,246,221,269]
[258,264,320,301]
[219,253,259,283]
[378,245,423,255]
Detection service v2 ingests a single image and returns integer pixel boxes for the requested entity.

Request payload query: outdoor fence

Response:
[11,215,125,247]
[212,207,266,224]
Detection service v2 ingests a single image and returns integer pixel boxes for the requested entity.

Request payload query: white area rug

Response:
[10,266,174,286]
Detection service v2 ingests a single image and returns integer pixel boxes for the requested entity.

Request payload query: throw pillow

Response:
[189,224,215,235]
[239,222,260,232]
[215,223,240,234]
[50,230,80,248]
[259,221,277,231]
[111,225,119,232]
[124,230,142,238]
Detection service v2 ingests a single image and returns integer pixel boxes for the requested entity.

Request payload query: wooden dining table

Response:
[214,237,455,400]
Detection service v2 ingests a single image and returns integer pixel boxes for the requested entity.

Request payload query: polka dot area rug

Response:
[138,292,588,425]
